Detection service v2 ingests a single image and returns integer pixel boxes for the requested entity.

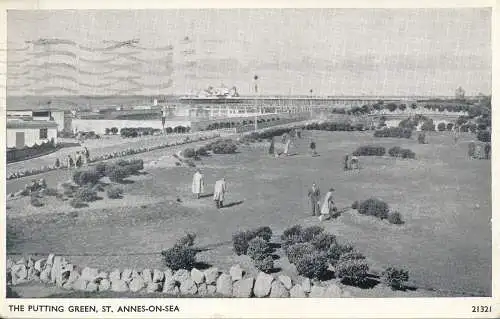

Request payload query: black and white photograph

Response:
[1,2,496,317]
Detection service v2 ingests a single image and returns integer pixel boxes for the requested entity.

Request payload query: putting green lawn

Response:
[7,131,491,297]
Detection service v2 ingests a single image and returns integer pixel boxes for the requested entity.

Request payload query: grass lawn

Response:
[6,131,491,297]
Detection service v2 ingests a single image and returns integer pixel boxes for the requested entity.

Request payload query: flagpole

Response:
[254,75,259,131]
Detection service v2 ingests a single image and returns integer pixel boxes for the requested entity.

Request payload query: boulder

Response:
[253,272,274,298]
[342,290,352,297]
[141,269,153,283]
[109,269,121,281]
[216,274,232,297]
[229,264,244,282]
[72,278,89,291]
[146,282,162,293]
[278,275,293,290]
[270,281,289,298]
[86,282,98,292]
[129,277,146,292]
[34,259,46,272]
[27,267,39,281]
[40,267,52,283]
[162,278,179,295]
[6,259,14,271]
[180,278,198,295]
[49,256,64,284]
[173,269,190,283]
[190,268,205,284]
[46,254,55,266]
[301,278,312,293]
[121,269,133,283]
[11,264,28,281]
[164,268,173,279]
[81,267,99,282]
[99,279,111,291]
[324,283,343,298]
[131,269,141,279]
[153,269,164,283]
[290,284,307,298]
[233,277,254,298]
[197,283,208,296]
[309,285,326,298]
[111,279,129,292]
[27,257,35,269]
[204,267,219,284]
[207,284,217,295]
[65,269,80,286]
[16,257,26,265]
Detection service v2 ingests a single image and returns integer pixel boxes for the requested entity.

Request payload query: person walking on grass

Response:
[192,169,205,199]
[84,147,90,164]
[307,183,321,216]
[75,152,83,168]
[310,140,317,156]
[67,154,74,169]
[213,177,227,209]
[319,188,337,222]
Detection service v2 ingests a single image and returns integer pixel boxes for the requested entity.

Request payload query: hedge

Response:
[352,146,386,156]
[374,127,412,139]
[388,147,416,159]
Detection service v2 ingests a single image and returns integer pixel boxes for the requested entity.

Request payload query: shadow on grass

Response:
[192,261,212,270]
[267,267,282,274]
[223,200,244,208]
[199,193,214,199]
[270,254,280,260]
[340,276,379,289]
[269,242,282,250]
[317,270,336,281]
[116,179,134,185]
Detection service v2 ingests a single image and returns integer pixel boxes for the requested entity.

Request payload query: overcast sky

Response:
[6,8,492,96]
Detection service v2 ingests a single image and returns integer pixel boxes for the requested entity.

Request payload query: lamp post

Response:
[254,75,259,131]
[309,89,313,118]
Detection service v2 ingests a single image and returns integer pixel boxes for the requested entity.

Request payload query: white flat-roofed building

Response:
[6,119,58,149]
[7,108,70,132]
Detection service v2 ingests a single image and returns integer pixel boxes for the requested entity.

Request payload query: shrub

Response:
[374,127,412,139]
[339,251,366,262]
[233,231,255,255]
[388,211,404,225]
[295,252,329,279]
[327,243,354,265]
[388,147,416,159]
[485,143,491,159]
[161,245,197,271]
[418,133,426,144]
[209,139,238,154]
[75,186,99,202]
[174,233,196,248]
[111,127,118,134]
[381,267,409,290]
[73,169,101,186]
[41,188,59,197]
[30,196,43,207]
[254,255,274,273]
[254,226,273,242]
[421,120,435,131]
[351,201,360,210]
[358,198,389,219]
[105,166,129,182]
[195,146,209,156]
[105,128,111,135]
[310,233,337,251]
[353,146,386,156]
[299,226,324,242]
[388,146,402,157]
[335,259,370,285]
[446,123,454,131]
[247,237,270,260]
[437,123,446,131]
[182,148,196,158]
[477,130,491,143]
[468,142,476,157]
[281,225,304,251]
[106,186,124,199]
[69,198,87,208]
[286,242,316,265]
[95,163,107,177]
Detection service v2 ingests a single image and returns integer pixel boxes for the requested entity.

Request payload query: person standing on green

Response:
[310,140,317,156]
[307,183,321,216]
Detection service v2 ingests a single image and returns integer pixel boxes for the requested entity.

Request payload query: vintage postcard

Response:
[0,0,498,318]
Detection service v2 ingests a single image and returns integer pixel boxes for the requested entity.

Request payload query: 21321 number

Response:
[472,305,491,313]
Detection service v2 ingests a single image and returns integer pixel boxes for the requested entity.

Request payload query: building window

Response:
[39,128,48,139]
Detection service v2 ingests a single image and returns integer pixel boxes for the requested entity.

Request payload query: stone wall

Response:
[7,255,351,298]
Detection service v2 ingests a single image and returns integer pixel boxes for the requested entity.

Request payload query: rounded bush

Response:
[295,252,329,279]
[310,233,337,251]
[388,211,404,225]
[286,242,315,265]
[182,148,196,158]
[335,259,369,285]
[247,237,270,260]
[254,255,274,273]
[254,226,273,242]
[351,201,360,210]
[381,267,409,290]
[327,243,354,265]
[358,198,389,219]
[353,146,386,156]
[75,186,98,202]
[299,226,324,242]
[162,246,197,271]
[477,130,491,143]
[106,186,124,199]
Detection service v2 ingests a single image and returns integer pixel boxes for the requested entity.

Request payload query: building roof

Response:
[7,108,67,112]
[6,119,59,129]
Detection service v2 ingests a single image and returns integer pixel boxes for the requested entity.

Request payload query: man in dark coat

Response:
[307,183,321,216]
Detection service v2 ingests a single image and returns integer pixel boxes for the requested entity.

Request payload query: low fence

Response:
[7,143,59,164]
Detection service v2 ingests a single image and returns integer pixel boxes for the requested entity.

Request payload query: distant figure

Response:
[192,169,205,199]
[213,178,227,209]
[283,139,291,156]
[67,155,74,168]
[319,188,337,221]
[84,147,90,164]
[75,152,83,168]
[297,130,302,139]
[344,154,350,170]
[307,183,321,216]
[310,140,317,156]
[268,138,275,155]
[351,155,360,169]
[55,158,61,169]
[38,178,47,190]
[485,143,491,160]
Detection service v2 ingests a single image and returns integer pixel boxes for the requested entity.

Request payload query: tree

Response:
[386,103,398,112]
[437,123,446,131]
[399,104,407,111]
[455,86,466,100]
[446,123,454,131]
[410,103,417,109]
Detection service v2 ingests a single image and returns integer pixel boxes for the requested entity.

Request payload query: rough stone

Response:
[162,278,179,295]
[50,256,64,284]
[111,279,129,292]
[11,264,28,281]
[164,268,173,279]
[72,278,89,291]
[131,269,141,279]
[99,279,111,291]
[270,280,289,298]
[233,277,254,298]
[27,267,39,281]
[27,257,35,269]
[97,271,108,280]
[146,282,162,293]
[229,264,244,282]
[6,259,14,271]
[204,267,219,284]
[81,267,99,282]
[197,283,208,296]
[46,254,55,266]
[301,278,312,293]
[190,268,205,284]
[324,283,343,297]
[141,269,153,283]
[34,259,46,272]
[278,275,293,290]
[121,269,133,283]
[290,284,307,298]
[253,272,274,298]
[65,269,80,286]
[16,257,26,265]
[207,284,217,295]
[153,269,164,283]
[40,267,52,283]
[86,282,98,292]
[342,290,352,297]
[180,278,198,295]
[216,274,232,297]
[173,269,190,283]
[129,277,146,292]
[109,269,121,281]
[309,285,326,298]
